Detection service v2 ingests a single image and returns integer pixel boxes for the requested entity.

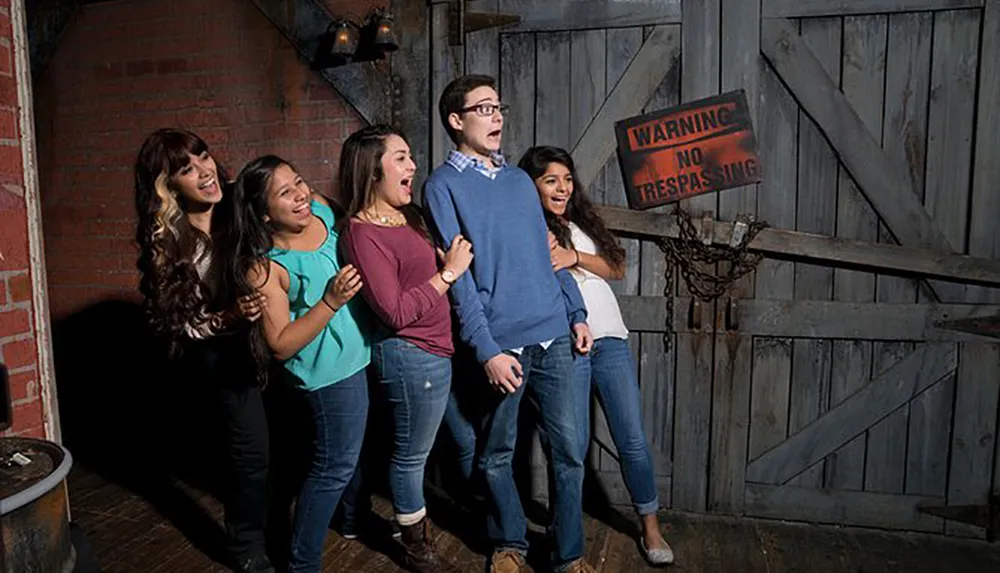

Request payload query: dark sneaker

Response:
[236,553,275,573]
[335,512,401,540]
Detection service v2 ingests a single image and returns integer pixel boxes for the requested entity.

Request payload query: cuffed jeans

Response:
[577,336,658,516]
[373,338,451,520]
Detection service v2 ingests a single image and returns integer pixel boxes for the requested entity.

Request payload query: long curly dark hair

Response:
[338,124,431,243]
[134,128,236,356]
[518,145,626,271]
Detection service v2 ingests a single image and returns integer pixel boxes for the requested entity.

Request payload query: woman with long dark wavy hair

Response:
[234,155,370,573]
[338,124,470,573]
[518,145,675,566]
[133,128,273,573]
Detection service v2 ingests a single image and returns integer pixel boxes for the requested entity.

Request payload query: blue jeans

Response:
[578,337,659,515]
[288,369,369,573]
[442,385,478,482]
[373,338,451,518]
[479,335,590,571]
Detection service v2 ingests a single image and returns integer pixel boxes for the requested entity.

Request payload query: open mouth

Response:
[292,203,310,215]
[400,177,412,194]
[487,129,502,142]
[198,177,218,193]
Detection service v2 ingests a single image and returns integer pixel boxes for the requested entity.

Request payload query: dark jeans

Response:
[216,383,271,560]
[373,338,452,519]
[577,337,658,515]
[479,335,590,571]
[184,335,270,563]
[288,369,369,573]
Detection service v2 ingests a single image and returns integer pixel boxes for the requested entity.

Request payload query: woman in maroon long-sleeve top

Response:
[339,124,472,573]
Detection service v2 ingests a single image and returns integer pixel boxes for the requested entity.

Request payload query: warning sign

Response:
[614,89,760,210]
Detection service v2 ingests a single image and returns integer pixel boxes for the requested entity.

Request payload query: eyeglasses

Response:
[457,102,509,117]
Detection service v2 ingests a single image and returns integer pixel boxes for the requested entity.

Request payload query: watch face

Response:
[442,270,456,282]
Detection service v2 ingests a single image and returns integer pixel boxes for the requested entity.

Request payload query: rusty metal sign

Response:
[614,89,761,210]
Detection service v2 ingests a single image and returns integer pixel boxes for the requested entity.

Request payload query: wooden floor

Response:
[67,464,1000,573]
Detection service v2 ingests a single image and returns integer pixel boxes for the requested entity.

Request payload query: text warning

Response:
[614,89,761,210]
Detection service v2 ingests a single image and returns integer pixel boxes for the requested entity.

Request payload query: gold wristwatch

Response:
[440,268,457,285]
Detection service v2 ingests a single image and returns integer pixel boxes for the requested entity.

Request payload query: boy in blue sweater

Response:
[423,74,597,573]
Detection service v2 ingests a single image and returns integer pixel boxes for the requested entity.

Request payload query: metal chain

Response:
[654,203,769,353]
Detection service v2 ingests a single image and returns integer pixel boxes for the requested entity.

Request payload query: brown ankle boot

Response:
[398,517,461,573]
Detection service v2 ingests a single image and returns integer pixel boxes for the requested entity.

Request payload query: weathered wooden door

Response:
[724,2,1000,537]
[394,0,1000,538]
[594,0,1000,538]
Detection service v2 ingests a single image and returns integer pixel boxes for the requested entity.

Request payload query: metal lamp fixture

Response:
[316,8,398,68]
[329,20,359,57]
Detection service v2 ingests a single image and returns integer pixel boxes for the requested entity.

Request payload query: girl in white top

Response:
[519,146,674,566]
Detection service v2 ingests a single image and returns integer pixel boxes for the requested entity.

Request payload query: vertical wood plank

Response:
[878,11,941,499]
[947,343,1000,537]
[639,332,675,478]
[430,3,464,169]
[535,32,572,150]
[465,1,500,77]
[391,0,430,193]
[680,0,720,223]
[673,0,720,512]
[826,341,873,490]
[867,12,933,495]
[748,338,792,460]
[672,331,714,510]
[923,9,980,303]
[708,333,752,512]
[718,0,760,223]
[905,374,953,497]
[750,42,797,486]
[789,17,841,489]
[499,34,536,169]
[637,26,681,483]
[967,0,1000,304]
[709,0,759,512]
[569,30,606,150]
[569,28,607,211]
[865,348,910,493]
[605,28,644,298]
[827,15,885,492]
[878,12,930,305]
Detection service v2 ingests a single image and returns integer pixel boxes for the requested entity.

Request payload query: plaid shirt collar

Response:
[446,149,506,179]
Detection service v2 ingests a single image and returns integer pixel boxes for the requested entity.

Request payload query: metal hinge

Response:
[917,495,1000,542]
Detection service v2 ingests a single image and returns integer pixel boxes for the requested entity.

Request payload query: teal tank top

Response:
[267,200,371,391]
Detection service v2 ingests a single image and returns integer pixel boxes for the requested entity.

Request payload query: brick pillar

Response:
[0,0,58,440]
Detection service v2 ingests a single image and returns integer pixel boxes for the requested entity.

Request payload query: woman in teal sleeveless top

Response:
[234,155,370,573]
[265,201,370,390]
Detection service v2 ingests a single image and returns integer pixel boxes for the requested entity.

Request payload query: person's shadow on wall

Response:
[53,299,234,566]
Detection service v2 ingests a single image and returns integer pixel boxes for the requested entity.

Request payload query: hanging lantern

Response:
[330,20,358,58]
[372,13,398,53]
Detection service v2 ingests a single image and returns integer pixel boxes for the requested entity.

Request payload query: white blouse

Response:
[568,222,629,340]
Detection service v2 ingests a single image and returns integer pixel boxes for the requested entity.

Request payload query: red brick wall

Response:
[1,0,45,437]
[34,0,381,320]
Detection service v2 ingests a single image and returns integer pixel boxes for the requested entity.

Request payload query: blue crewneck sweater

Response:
[423,161,588,364]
